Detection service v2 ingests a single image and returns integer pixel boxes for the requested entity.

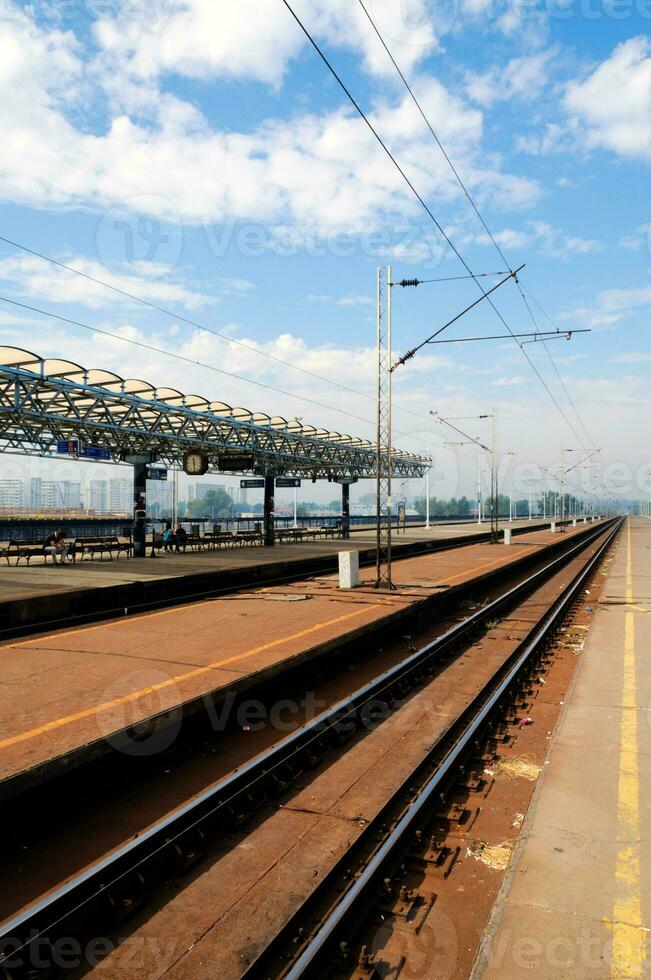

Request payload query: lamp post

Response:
[425,416,431,529]
[293,417,303,528]
[505,451,516,522]
[443,439,484,523]
[560,447,573,532]
[477,455,482,524]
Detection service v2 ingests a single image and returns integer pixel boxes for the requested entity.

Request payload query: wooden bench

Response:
[234,530,263,547]
[3,542,43,565]
[76,536,132,560]
[318,525,340,539]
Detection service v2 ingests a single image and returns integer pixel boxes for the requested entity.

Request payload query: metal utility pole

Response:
[505,451,515,522]
[477,454,482,524]
[425,416,431,529]
[375,266,394,589]
[560,447,573,532]
[490,408,499,541]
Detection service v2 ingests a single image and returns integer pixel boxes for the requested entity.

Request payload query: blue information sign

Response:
[57,439,80,454]
[240,479,265,488]
[81,445,111,461]
[275,478,301,488]
[147,466,168,481]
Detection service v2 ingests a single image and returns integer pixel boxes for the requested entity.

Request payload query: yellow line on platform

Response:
[0,604,379,751]
[442,543,541,587]
[610,519,647,977]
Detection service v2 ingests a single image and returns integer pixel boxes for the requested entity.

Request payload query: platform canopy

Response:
[0,347,428,480]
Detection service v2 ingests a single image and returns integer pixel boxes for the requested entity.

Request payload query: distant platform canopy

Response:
[0,347,429,480]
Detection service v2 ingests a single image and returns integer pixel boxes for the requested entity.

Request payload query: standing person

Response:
[43,529,69,566]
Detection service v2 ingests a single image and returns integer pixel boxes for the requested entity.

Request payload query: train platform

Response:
[0,520,596,800]
[475,517,650,979]
[0,518,560,637]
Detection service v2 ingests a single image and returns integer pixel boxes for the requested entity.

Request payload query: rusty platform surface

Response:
[474,517,651,979]
[0,521,595,798]
[0,518,566,637]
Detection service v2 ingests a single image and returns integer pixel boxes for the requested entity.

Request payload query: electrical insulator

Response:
[398,278,420,287]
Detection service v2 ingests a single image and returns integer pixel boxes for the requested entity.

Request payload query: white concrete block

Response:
[503,527,512,545]
[338,550,360,589]
[572,518,577,527]
[550,521,557,533]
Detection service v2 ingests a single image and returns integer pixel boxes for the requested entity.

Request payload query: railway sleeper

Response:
[102,871,147,926]
[171,828,207,874]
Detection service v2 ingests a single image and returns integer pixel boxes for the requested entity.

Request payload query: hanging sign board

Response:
[82,445,111,461]
[57,439,80,454]
[147,466,168,481]
[275,478,301,488]
[240,479,265,488]
[57,440,111,460]
[217,452,255,472]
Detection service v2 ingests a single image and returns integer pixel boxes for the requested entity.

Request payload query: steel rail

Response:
[253,516,623,978]
[0,519,619,973]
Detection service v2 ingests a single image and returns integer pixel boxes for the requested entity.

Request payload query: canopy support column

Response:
[133,461,147,558]
[264,473,275,547]
[341,483,350,539]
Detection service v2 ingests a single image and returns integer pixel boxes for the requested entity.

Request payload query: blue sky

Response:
[0,0,649,505]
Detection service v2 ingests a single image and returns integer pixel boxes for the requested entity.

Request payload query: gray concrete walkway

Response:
[474,517,651,979]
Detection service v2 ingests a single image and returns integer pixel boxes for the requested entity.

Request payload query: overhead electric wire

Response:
[0,292,481,462]
[0,294,377,429]
[0,234,465,456]
[351,0,596,451]
[522,284,598,452]
[0,235,376,405]
[355,0,513,275]
[397,272,508,284]
[281,0,592,450]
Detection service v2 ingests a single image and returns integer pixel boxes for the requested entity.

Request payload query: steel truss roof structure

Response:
[0,347,428,480]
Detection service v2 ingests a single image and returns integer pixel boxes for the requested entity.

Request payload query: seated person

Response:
[175,524,188,552]
[162,523,176,552]
[43,529,69,566]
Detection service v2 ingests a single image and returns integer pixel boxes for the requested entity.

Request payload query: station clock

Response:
[183,450,209,476]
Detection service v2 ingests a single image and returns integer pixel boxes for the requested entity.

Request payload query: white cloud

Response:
[474,221,602,260]
[492,376,527,386]
[93,0,442,89]
[610,352,651,364]
[0,253,218,310]
[465,51,554,107]
[564,37,651,161]
[336,294,374,308]
[0,3,540,237]
[559,283,651,330]
[617,224,651,252]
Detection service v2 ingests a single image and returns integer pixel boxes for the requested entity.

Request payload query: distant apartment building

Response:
[87,480,108,513]
[29,478,81,509]
[60,481,82,508]
[0,479,25,508]
[29,477,54,509]
[108,479,132,514]
[147,479,172,514]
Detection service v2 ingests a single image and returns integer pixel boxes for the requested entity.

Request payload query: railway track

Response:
[245,516,622,979]
[0,518,620,978]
